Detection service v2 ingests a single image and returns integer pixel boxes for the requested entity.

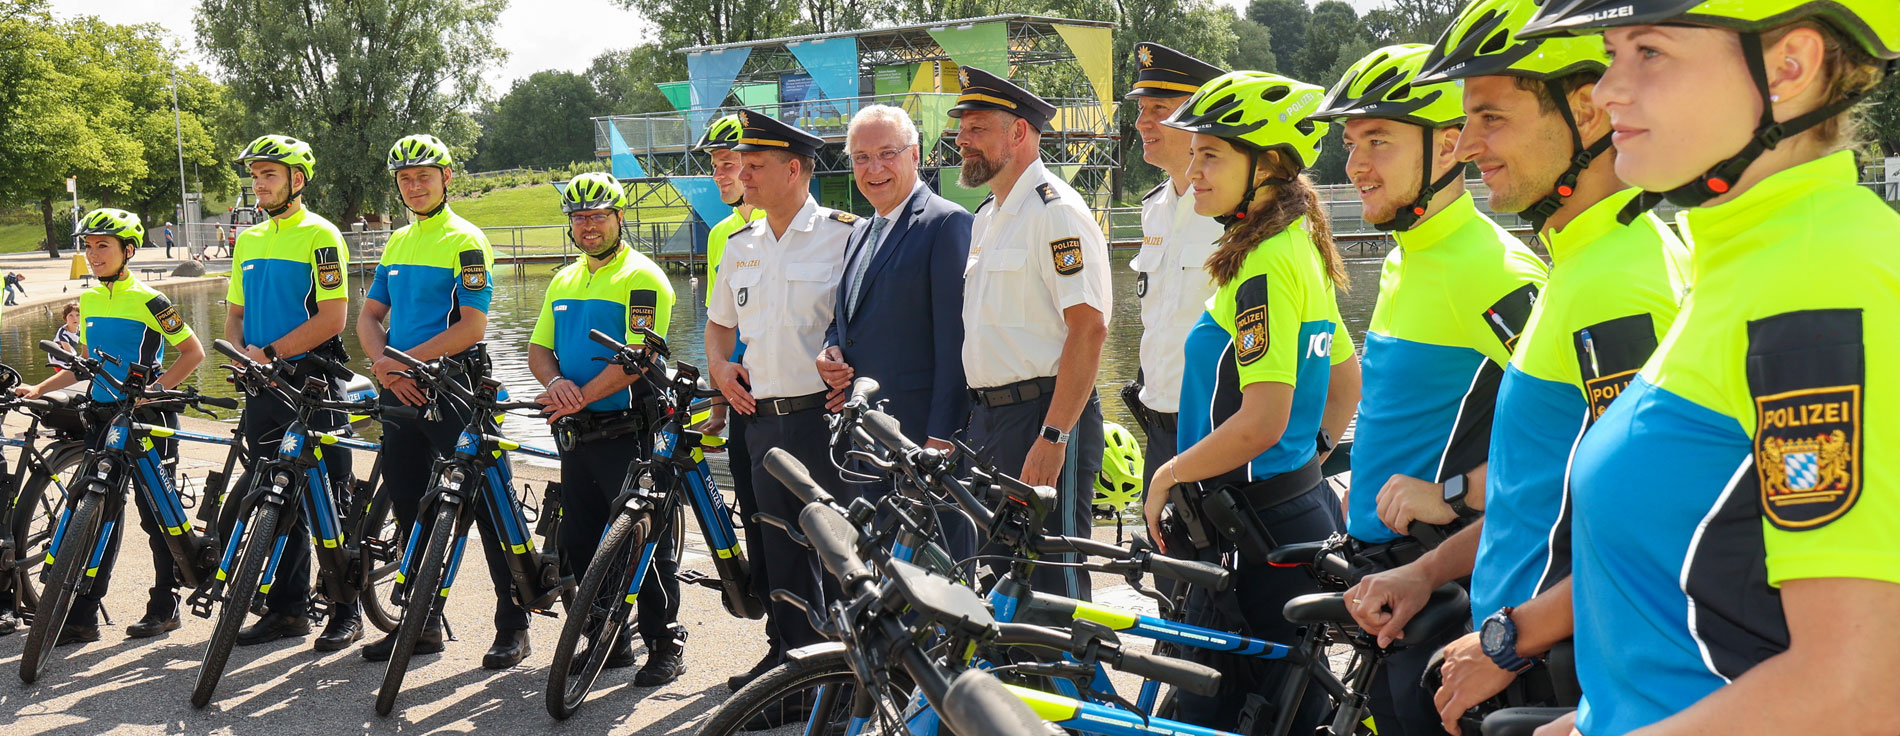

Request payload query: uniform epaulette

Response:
[827,210,859,224]
[1036,183,1059,204]
[1141,182,1167,202]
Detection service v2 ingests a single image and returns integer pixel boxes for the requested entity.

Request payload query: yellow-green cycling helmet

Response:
[1314,44,1469,232]
[387,133,456,171]
[1416,0,1613,228]
[561,171,628,213]
[694,114,745,152]
[76,208,145,249]
[1520,0,1898,211]
[238,134,316,182]
[1094,422,1145,518]
[1163,71,1332,222]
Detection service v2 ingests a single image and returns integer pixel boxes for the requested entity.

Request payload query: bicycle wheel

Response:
[353,488,402,633]
[697,648,902,736]
[377,503,457,716]
[192,503,279,708]
[19,492,102,684]
[9,446,84,616]
[547,510,648,720]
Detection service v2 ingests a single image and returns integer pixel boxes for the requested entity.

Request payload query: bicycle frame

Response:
[0,402,86,587]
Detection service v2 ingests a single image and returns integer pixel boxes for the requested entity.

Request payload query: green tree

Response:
[590,44,689,116]
[1247,0,1310,73]
[1228,12,1277,74]
[470,71,610,171]
[196,0,505,222]
[611,0,799,48]
[1298,1,1363,83]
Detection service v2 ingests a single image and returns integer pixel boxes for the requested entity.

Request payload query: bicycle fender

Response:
[785,641,848,663]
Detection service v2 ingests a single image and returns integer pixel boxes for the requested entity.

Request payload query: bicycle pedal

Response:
[365,537,397,562]
[307,594,333,625]
[674,569,724,591]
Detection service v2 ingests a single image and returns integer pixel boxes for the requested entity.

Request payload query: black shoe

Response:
[727,651,782,692]
[126,614,182,639]
[235,611,310,646]
[56,624,102,647]
[605,635,638,669]
[482,629,530,670]
[361,615,445,662]
[634,628,687,687]
[314,609,363,652]
[0,611,20,636]
[741,695,815,731]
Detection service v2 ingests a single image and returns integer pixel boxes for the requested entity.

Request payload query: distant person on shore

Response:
[164,222,175,258]
[215,225,228,258]
[4,272,25,306]
[49,303,81,371]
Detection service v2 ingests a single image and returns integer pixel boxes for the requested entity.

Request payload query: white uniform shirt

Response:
[708,195,854,399]
[1131,179,1223,413]
[961,160,1113,389]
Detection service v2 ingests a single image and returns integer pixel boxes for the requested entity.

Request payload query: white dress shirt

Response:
[708,195,855,399]
[1132,179,1223,413]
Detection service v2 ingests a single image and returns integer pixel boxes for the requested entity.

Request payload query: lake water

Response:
[0,252,1387,451]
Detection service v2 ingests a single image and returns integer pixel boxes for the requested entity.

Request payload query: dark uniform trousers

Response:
[71,408,182,627]
[557,419,681,642]
[1140,413,1180,600]
[743,406,849,652]
[379,366,529,632]
[1171,483,1342,735]
[233,357,355,619]
[966,389,1104,602]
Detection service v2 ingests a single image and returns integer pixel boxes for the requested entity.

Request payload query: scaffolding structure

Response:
[591,15,1120,263]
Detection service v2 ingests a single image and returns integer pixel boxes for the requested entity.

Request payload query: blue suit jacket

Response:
[825,183,972,443]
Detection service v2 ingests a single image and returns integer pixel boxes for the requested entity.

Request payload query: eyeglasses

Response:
[569,212,616,226]
[850,145,915,168]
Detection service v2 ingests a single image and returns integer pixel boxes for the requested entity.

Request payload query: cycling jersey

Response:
[80,277,195,403]
[1349,192,1547,543]
[529,245,676,412]
[1177,218,1352,482]
[226,207,349,359]
[705,207,768,309]
[1570,151,1900,736]
[1468,188,1689,625]
[366,205,495,352]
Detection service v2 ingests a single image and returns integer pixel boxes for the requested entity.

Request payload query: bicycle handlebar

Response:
[993,622,1223,697]
[764,448,836,507]
[939,668,1066,736]
[801,503,871,588]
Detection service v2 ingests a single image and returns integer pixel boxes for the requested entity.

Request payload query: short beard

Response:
[959,150,1007,188]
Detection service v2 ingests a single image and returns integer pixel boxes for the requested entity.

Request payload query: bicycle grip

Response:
[798,503,868,585]
[200,395,241,411]
[588,328,627,352]
[39,339,79,366]
[848,376,880,406]
[1146,552,1234,593]
[382,346,425,368]
[861,409,918,454]
[763,448,834,507]
[939,669,1064,736]
[210,338,249,363]
[381,405,421,421]
[1113,648,1222,698]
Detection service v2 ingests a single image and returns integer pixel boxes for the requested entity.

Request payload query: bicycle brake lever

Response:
[770,590,838,639]
[751,513,810,548]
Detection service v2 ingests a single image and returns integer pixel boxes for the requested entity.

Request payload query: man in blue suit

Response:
[817,105,972,549]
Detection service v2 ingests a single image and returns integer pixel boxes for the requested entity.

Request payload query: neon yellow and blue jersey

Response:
[1349,192,1547,543]
[705,207,767,309]
[1569,152,1900,736]
[1177,219,1352,481]
[529,246,676,412]
[226,207,349,359]
[1468,188,1689,626]
[80,277,195,403]
[365,206,495,352]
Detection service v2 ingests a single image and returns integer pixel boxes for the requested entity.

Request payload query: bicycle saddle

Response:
[1282,582,1470,647]
[1481,707,1575,736]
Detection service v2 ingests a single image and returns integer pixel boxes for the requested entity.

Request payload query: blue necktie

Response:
[846,216,888,320]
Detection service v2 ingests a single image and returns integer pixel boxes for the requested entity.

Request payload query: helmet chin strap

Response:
[1215,148,1294,227]
[264,171,305,219]
[1519,79,1612,231]
[1375,127,1463,233]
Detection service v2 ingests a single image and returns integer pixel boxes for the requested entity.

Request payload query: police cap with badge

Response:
[948,66,1058,132]
[733,110,825,158]
[1126,42,1226,99]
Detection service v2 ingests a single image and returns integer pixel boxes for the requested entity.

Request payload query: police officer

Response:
[1125,42,1227,509]
[704,111,855,689]
[356,134,530,669]
[950,66,1111,601]
[529,172,686,685]
[14,209,206,645]
[221,134,363,652]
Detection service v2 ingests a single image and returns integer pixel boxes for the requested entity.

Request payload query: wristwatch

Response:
[1480,607,1537,674]
[1038,424,1070,444]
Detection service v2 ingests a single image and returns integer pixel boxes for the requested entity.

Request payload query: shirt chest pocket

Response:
[727,267,765,319]
[783,261,838,325]
[979,249,1032,325]
[1131,245,1162,301]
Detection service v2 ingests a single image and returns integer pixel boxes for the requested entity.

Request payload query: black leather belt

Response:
[970,376,1058,409]
[753,391,827,417]
[1228,455,1322,513]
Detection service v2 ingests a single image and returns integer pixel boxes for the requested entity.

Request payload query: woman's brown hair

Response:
[61,303,79,320]
[1205,146,1348,291]
[1759,20,1886,152]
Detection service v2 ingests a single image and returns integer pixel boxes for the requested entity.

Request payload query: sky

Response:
[49,0,1386,89]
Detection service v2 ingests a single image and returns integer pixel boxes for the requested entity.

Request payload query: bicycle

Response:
[19,341,240,684]
[189,340,389,707]
[0,367,92,626]
[545,328,765,719]
[372,344,570,716]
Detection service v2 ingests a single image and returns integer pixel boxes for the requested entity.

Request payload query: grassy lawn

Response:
[451,183,692,229]
[0,223,48,254]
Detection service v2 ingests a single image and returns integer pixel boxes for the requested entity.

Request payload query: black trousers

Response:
[71,410,181,627]
[1141,414,1180,598]
[235,368,355,619]
[1171,484,1342,734]
[379,387,529,632]
[558,424,680,641]
[743,407,848,652]
[966,390,1104,601]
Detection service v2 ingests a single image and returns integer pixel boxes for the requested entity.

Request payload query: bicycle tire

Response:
[354,489,401,633]
[547,510,648,720]
[9,446,85,618]
[18,491,101,684]
[377,503,457,716]
[192,502,278,708]
[696,648,903,736]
